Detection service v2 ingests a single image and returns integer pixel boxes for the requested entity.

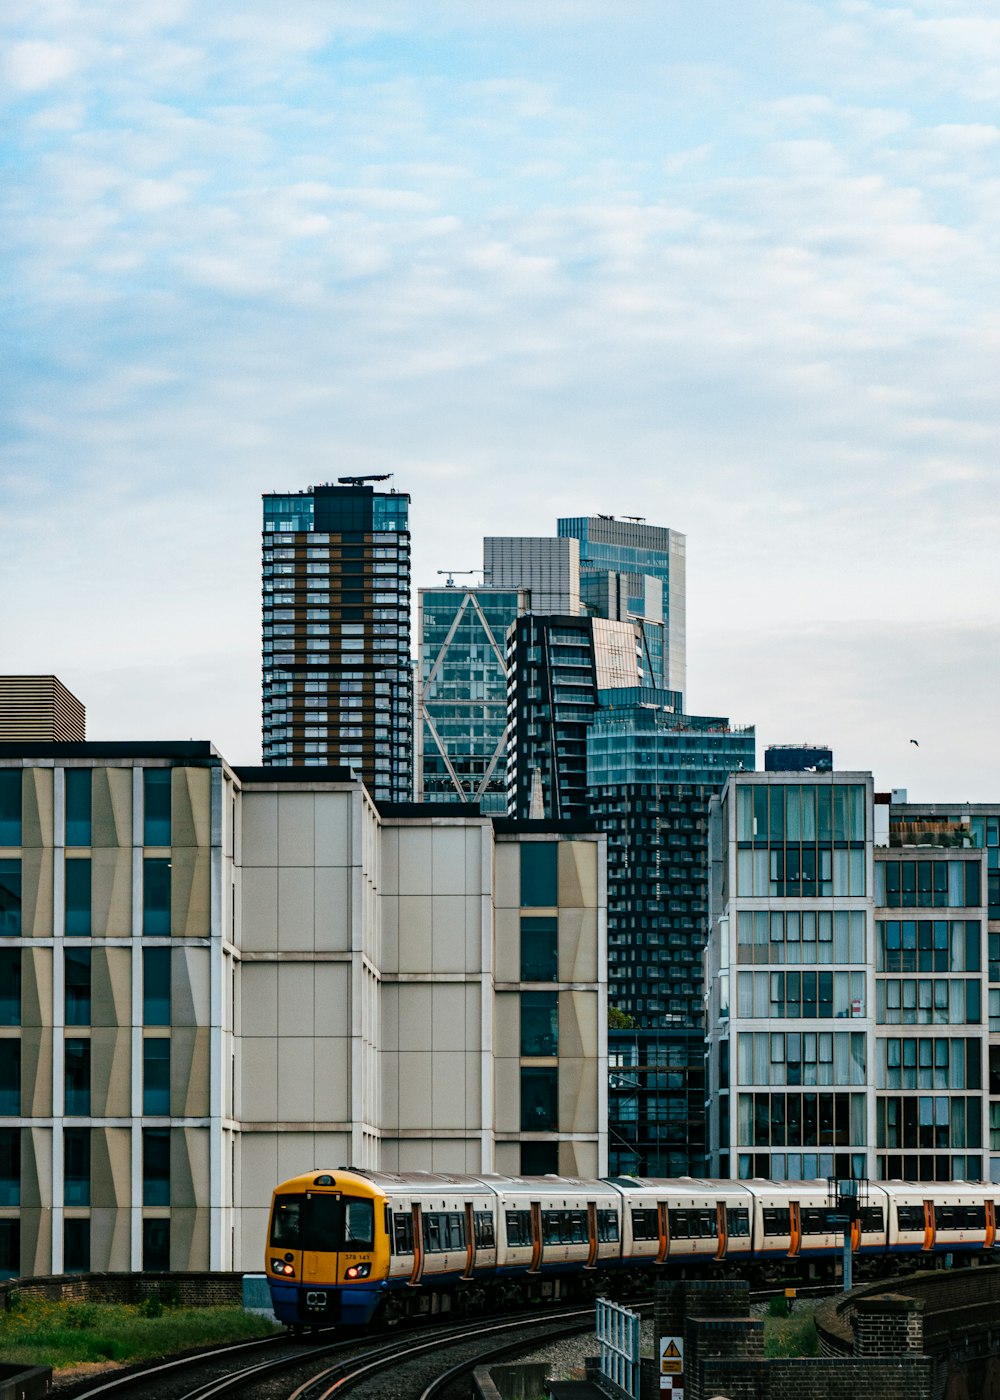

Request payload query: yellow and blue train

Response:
[265,1168,1000,1328]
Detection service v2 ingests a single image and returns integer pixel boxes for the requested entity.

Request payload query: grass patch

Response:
[0,1295,279,1372]
[764,1305,819,1358]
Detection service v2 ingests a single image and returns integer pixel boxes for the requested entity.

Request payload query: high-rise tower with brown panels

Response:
[261,481,412,801]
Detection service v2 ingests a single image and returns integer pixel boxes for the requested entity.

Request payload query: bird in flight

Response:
[910,739,920,746]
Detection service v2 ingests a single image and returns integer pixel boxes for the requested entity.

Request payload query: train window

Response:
[597,1209,620,1243]
[726,1208,751,1237]
[860,1208,885,1234]
[896,1206,925,1231]
[631,1208,659,1241]
[505,1209,533,1247]
[669,1209,718,1240]
[270,1195,303,1248]
[474,1211,495,1249]
[393,1213,414,1255]
[344,1200,374,1250]
[542,1209,588,1245]
[762,1208,791,1236]
[936,1205,986,1231]
[424,1211,465,1253]
[800,1208,841,1235]
[307,1193,342,1252]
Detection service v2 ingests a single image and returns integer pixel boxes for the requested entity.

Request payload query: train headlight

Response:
[271,1259,295,1276]
[345,1262,372,1280]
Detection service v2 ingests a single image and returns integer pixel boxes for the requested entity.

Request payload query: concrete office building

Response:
[705,771,991,1183]
[261,481,412,802]
[0,742,606,1279]
[483,536,581,615]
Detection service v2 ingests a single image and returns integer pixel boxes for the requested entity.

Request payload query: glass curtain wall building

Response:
[417,586,526,813]
[261,483,412,802]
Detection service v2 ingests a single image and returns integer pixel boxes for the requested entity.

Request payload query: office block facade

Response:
[0,744,606,1279]
[558,515,686,697]
[483,535,581,614]
[261,483,412,802]
[705,772,991,1183]
[416,586,526,813]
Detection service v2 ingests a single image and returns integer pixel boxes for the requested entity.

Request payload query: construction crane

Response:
[336,473,394,486]
[437,569,478,588]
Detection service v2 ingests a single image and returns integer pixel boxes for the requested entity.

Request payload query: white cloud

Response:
[4,39,77,91]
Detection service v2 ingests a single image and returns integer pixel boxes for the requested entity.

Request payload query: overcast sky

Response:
[3,1,999,800]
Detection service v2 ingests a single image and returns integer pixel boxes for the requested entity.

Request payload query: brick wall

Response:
[0,1272,245,1311]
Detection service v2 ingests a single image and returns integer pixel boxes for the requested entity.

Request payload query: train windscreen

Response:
[270,1194,375,1251]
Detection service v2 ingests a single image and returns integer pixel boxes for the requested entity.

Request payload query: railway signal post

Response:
[827,1176,869,1293]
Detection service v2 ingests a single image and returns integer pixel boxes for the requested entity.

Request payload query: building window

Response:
[143,948,171,1025]
[0,773,21,846]
[0,1041,20,1115]
[0,951,20,1027]
[521,1141,559,1174]
[63,1217,90,1273]
[521,843,558,907]
[0,1127,19,1205]
[64,769,92,847]
[143,1128,170,1206]
[143,769,172,846]
[0,1219,19,1279]
[521,1066,558,1131]
[520,992,559,1057]
[64,859,92,937]
[64,1039,91,1115]
[143,1038,170,1115]
[520,917,558,981]
[64,1127,90,1205]
[143,859,171,936]
[64,949,91,1026]
[0,861,22,935]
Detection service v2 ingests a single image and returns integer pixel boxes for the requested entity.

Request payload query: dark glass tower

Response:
[261,482,412,801]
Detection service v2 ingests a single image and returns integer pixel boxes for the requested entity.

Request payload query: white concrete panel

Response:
[465,984,483,1053]
[381,896,399,973]
[397,1053,432,1129]
[239,1207,271,1271]
[431,984,467,1052]
[242,1038,279,1120]
[493,844,519,909]
[431,1052,468,1129]
[241,794,278,867]
[380,984,399,1053]
[239,1135,280,1207]
[242,965,278,1038]
[277,794,316,867]
[279,965,316,1037]
[465,826,485,892]
[314,964,350,1038]
[493,909,519,983]
[314,1040,350,1121]
[464,1051,482,1122]
[397,984,432,1051]
[430,898,467,973]
[313,794,352,867]
[313,866,351,952]
[432,1138,477,1173]
[397,828,433,895]
[380,827,399,896]
[493,993,519,1059]
[277,869,315,951]
[239,868,278,952]
[396,896,432,972]
[277,1039,314,1121]
[277,1132,322,1184]
[380,1051,399,1128]
[431,827,468,895]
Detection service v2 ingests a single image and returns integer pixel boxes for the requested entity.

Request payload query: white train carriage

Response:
[373,1171,501,1289]
[613,1178,755,1265]
[493,1175,623,1276]
[883,1181,995,1256]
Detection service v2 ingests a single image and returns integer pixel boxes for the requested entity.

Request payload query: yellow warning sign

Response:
[660,1335,684,1384]
[662,1359,682,1375]
[663,1341,681,1358]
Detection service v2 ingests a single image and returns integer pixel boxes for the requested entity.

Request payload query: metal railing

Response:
[596,1297,641,1400]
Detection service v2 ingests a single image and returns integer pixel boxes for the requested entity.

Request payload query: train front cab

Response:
[266,1171,389,1328]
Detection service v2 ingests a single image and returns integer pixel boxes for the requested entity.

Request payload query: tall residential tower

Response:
[261,481,412,802]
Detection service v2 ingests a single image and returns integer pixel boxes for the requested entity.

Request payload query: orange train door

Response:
[529,1201,543,1274]
[850,1214,862,1253]
[716,1202,728,1261]
[922,1199,935,1252]
[408,1203,424,1286]
[656,1201,669,1264]
[585,1202,598,1270]
[986,1200,996,1251]
[462,1202,476,1280]
[788,1202,801,1258]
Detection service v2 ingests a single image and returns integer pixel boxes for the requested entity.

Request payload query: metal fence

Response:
[596,1296,641,1400]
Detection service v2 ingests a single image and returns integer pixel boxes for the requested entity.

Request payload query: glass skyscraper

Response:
[261,482,412,801]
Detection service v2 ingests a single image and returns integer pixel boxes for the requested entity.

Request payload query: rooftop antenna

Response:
[336,473,394,486]
[622,515,646,522]
[437,569,478,588]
